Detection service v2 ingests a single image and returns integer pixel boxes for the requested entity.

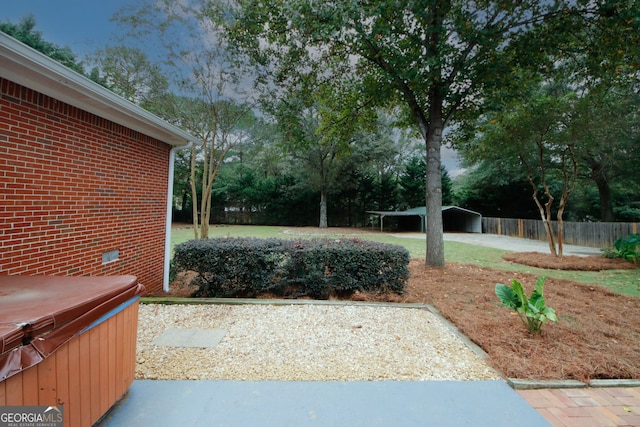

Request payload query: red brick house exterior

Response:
[0,33,195,294]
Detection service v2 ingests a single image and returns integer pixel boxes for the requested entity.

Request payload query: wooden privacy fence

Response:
[482,217,639,248]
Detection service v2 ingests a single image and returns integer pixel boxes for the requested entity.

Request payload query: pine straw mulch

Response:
[392,257,640,383]
[502,251,639,271]
[163,251,640,383]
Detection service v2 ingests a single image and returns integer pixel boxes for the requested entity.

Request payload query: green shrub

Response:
[602,233,640,264]
[495,276,557,334]
[172,237,409,299]
[172,238,288,297]
[284,238,409,298]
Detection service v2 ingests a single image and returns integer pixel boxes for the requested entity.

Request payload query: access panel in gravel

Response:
[152,328,226,348]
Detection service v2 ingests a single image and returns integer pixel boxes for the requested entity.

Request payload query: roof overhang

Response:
[366,211,425,217]
[367,206,481,218]
[441,206,482,216]
[0,32,196,147]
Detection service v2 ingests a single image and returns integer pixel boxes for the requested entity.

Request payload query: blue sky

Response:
[1,0,135,56]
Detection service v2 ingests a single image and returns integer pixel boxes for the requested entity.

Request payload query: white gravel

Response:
[136,303,499,381]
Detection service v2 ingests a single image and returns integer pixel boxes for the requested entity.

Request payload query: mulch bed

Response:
[162,250,640,383]
[396,256,640,382]
[502,251,638,271]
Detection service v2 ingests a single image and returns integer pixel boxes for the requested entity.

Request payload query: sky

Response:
[1,0,134,56]
[1,0,464,175]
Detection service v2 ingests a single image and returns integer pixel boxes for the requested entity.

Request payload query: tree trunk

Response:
[361,5,445,267]
[319,190,328,228]
[199,137,210,239]
[557,215,564,257]
[543,195,557,256]
[521,155,557,256]
[181,191,188,212]
[422,5,446,268]
[424,100,445,267]
[200,129,223,239]
[590,161,615,222]
[200,141,217,240]
[190,144,199,240]
[556,146,578,257]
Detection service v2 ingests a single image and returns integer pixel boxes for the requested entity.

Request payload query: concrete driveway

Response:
[392,232,602,257]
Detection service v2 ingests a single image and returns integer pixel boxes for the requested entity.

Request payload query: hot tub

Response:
[0,275,144,427]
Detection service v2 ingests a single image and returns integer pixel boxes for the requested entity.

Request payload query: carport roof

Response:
[366,206,481,217]
[0,32,197,147]
[366,210,425,217]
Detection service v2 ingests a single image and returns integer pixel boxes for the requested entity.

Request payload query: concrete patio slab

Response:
[97,380,551,427]
[151,328,226,348]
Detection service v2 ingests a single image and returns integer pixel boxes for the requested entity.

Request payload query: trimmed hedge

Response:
[172,237,409,299]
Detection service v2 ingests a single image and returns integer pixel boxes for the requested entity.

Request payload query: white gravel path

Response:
[135,303,500,381]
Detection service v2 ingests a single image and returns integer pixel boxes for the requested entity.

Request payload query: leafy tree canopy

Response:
[223,0,616,266]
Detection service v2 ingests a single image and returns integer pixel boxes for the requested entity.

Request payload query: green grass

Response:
[170,225,284,250]
[171,224,640,297]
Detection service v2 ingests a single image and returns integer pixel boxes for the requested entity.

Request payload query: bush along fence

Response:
[482,217,639,249]
[172,237,410,299]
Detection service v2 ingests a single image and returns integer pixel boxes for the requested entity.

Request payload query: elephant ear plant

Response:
[495,276,557,334]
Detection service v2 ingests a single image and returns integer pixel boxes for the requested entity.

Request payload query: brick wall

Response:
[0,78,171,294]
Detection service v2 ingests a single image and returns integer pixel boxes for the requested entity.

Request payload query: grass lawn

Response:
[170,224,640,297]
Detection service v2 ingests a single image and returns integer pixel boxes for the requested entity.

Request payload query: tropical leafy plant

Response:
[603,234,640,264]
[495,277,557,334]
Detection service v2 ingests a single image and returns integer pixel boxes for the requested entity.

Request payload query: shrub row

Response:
[172,237,410,299]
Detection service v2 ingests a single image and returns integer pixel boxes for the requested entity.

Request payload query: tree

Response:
[371,171,399,211]
[455,86,580,256]
[172,149,194,222]
[274,95,364,228]
[570,89,640,222]
[1,15,85,75]
[113,0,254,238]
[452,1,640,226]
[400,156,453,209]
[537,1,640,222]
[453,166,540,219]
[441,167,454,206]
[520,97,578,257]
[226,0,595,267]
[176,97,253,238]
[88,45,170,110]
[453,86,640,225]
[261,48,383,227]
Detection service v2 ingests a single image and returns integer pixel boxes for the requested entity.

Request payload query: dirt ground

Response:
[164,227,640,382]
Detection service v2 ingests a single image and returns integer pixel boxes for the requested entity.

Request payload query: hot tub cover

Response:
[0,275,144,381]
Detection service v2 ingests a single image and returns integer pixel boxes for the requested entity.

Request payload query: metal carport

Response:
[366,206,482,233]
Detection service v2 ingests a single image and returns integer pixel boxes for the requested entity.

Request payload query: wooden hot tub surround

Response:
[0,275,144,427]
